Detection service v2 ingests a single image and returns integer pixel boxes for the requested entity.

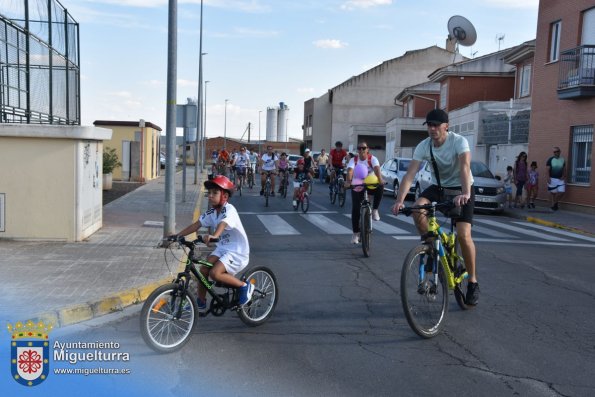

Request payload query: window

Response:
[549,20,561,62]
[570,125,593,184]
[519,64,532,97]
[440,83,448,109]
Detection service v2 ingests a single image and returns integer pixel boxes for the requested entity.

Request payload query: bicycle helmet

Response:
[204,175,234,207]
[297,159,305,166]
[364,173,379,189]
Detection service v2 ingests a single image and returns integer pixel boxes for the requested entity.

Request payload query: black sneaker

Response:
[466,282,480,305]
[270,191,275,197]
[553,202,559,211]
[260,190,264,196]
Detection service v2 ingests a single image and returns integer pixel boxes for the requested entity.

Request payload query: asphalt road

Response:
[11,180,595,397]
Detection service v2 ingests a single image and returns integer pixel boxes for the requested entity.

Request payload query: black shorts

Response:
[420,185,475,225]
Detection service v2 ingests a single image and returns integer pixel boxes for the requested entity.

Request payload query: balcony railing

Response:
[557,45,595,99]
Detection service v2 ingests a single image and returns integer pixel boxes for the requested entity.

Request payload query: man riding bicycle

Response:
[391,108,479,306]
[217,148,230,177]
[260,145,278,196]
[231,146,251,189]
[328,141,348,190]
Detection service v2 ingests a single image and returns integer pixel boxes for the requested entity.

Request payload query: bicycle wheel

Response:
[281,177,288,198]
[338,185,346,207]
[238,177,243,197]
[140,283,198,353]
[452,238,472,310]
[238,266,279,326]
[308,178,313,194]
[265,181,270,207]
[301,192,309,213]
[400,245,448,338]
[361,206,371,257]
[330,183,337,204]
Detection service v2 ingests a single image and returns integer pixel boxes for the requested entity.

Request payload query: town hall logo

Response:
[7,320,53,386]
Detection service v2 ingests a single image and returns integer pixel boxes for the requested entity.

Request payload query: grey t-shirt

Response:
[413,131,474,188]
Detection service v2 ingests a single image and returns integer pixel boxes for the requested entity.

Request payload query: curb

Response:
[504,209,595,237]
[25,171,209,330]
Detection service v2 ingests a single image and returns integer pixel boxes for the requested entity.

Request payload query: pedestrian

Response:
[391,108,479,306]
[504,165,514,208]
[513,151,528,208]
[526,161,539,209]
[344,141,384,243]
[317,148,329,183]
[546,146,566,211]
[170,176,254,311]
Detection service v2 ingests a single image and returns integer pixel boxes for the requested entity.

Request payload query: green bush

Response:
[103,147,122,174]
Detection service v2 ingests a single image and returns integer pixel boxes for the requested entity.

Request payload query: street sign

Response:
[176,104,197,129]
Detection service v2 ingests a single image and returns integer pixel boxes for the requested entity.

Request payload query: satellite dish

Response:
[447,15,477,47]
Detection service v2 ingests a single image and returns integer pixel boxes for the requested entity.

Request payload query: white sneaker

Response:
[372,209,380,221]
[351,232,360,244]
[292,200,297,207]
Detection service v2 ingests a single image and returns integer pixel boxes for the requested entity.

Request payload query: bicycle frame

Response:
[418,206,467,290]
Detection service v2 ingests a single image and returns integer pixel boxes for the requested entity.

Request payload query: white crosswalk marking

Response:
[301,214,352,234]
[256,215,299,235]
[512,221,595,243]
[386,214,416,225]
[474,218,569,241]
[343,214,409,234]
[441,220,511,239]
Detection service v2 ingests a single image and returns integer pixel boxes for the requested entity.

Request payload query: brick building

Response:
[529,0,595,211]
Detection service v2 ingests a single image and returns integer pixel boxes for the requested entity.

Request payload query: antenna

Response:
[496,34,505,51]
[447,15,477,51]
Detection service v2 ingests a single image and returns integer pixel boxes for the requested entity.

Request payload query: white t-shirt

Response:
[346,154,380,176]
[261,153,277,171]
[233,152,250,167]
[413,131,474,188]
[199,203,249,258]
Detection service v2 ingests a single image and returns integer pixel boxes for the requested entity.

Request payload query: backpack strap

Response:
[429,141,442,190]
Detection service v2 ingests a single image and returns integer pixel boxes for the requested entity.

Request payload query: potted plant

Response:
[102,147,122,190]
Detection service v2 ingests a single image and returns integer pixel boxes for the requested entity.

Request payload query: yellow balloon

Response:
[364,174,379,189]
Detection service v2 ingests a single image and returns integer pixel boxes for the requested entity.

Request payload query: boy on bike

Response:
[172,175,254,310]
[292,159,313,207]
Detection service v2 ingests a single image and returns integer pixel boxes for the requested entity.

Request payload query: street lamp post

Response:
[195,0,205,183]
[258,110,262,156]
[224,99,229,149]
[203,80,210,165]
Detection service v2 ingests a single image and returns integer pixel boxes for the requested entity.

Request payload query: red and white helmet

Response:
[204,175,234,207]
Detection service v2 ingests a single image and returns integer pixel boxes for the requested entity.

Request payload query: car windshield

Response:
[471,161,495,178]
[399,159,411,172]
[288,155,301,161]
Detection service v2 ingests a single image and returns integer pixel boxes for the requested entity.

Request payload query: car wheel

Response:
[393,180,399,199]
[414,183,421,201]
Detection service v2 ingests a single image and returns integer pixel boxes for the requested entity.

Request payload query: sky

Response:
[57,0,539,141]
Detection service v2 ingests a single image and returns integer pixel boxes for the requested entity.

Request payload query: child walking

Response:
[526,161,539,209]
[504,166,514,209]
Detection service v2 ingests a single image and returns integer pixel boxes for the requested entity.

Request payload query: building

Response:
[303,46,465,160]
[388,44,533,177]
[94,120,162,182]
[529,0,595,211]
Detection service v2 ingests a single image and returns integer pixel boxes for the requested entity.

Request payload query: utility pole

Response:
[164,0,177,237]
[194,0,204,182]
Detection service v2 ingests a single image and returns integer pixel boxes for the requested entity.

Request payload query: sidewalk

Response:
[0,169,209,328]
[503,203,595,236]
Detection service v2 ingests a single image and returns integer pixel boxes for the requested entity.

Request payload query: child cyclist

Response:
[292,159,313,207]
[171,175,253,310]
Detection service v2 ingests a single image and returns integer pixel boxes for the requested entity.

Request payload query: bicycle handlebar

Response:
[163,235,220,249]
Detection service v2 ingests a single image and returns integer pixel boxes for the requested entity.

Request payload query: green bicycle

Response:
[398,201,471,338]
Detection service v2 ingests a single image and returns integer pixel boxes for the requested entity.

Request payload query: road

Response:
[7,180,595,397]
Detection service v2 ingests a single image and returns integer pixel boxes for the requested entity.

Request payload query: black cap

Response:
[423,109,449,125]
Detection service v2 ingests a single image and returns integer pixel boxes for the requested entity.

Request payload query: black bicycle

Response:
[263,171,274,207]
[329,168,346,207]
[279,170,289,198]
[350,183,382,257]
[140,236,278,353]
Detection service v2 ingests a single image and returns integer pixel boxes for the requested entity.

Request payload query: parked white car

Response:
[380,157,425,199]
[415,160,506,213]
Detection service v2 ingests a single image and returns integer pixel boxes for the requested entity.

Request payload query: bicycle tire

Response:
[308,179,313,194]
[330,183,337,204]
[400,245,448,338]
[265,180,270,207]
[361,206,371,257]
[452,237,472,310]
[338,184,346,207]
[238,177,242,197]
[301,193,309,213]
[282,176,288,198]
[140,283,198,353]
[238,266,279,326]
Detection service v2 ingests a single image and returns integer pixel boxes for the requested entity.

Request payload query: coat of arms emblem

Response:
[8,320,53,386]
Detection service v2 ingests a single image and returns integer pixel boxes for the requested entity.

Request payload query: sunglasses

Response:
[357,146,368,150]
